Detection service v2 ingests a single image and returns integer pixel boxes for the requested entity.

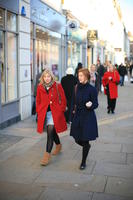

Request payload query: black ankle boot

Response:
[79,163,86,170]
[107,109,110,114]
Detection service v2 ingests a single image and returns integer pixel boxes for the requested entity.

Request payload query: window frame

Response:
[0,8,18,105]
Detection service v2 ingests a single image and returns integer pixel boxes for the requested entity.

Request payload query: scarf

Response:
[42,79,55,90]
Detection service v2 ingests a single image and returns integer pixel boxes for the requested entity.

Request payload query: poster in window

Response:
[52,64,59,81]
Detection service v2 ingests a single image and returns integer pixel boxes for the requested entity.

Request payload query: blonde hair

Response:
[39,68,55,85]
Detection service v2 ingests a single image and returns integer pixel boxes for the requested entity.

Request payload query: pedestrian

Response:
[61,67,77,123]
[70,68,98,170]
[36,68,67,166]
[118,63,127,86]
[129,62,133,78]
[102,64,120,114]
[90,64,100,93]
[74,62,83,81]
[96,60,105,92]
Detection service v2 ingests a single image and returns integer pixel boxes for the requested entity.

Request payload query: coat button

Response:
[50,101,52,104]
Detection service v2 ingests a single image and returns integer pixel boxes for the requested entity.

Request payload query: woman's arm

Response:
[86,87,99,110]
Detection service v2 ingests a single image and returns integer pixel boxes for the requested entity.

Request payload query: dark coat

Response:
[118,65,127,76]
[61,75,77,122]
[70,83,98,141]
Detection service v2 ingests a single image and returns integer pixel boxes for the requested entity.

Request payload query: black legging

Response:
[46,125,60,153]
[75,140,91,165]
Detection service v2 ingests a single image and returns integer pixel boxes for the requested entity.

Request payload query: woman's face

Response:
[43,73,52,84]
[109,65,114,72]
[78,72,87,84]
[91,65,96,72]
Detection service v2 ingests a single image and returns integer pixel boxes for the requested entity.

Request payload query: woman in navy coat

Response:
[70,68,98,170]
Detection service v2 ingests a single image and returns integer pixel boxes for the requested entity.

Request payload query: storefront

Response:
[30,0,66,95]
[0,1,20,129]
[64,10,87,71]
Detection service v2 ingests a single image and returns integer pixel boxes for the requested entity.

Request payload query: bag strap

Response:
[56,83,61,104]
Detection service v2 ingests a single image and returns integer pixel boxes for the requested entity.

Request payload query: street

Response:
[0,81,133,200]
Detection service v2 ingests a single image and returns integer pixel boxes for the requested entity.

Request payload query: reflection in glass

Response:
[7,33,17,101]
[7,11,16,32]
[0,31,5,103]
[0,8,4,28]
[30,23,33,38]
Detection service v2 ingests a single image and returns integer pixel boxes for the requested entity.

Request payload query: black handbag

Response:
[32,98,36,115]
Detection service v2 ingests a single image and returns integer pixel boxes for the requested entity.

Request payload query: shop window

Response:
[7,11,16,32]
[0,9,18,104]
[0,8,4,28]
[0,31,5,103]
[7,33,17,101]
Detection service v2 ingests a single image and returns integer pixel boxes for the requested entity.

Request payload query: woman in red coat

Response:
[36,68,67,166]
[102,64,120,114]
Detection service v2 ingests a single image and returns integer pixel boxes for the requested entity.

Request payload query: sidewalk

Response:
[0,82,133,200]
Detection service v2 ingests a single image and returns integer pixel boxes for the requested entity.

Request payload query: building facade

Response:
[0,0,66,129]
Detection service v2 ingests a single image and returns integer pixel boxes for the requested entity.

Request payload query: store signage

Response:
[87,30,98,41]
[30,0,66,35]
[31,8,48,24]
[21,6,26,17]
[67,20,80,31]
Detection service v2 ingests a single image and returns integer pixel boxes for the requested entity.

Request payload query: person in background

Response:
[96,60,105,92]
[102,64,120,114]
[74,62,83,81]
[90,64,100,93]
[129,62,133,78]
[70,68,98,170]
[36,68,67,166]
[61,67,77,123]
[118,63,127,86]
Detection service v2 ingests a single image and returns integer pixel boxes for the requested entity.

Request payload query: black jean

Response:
[107,94,116,112]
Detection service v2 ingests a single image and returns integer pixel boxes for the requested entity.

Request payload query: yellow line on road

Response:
[98,112,133,126]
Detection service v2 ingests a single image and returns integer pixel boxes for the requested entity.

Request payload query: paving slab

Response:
[105,177,133,197]
[127,154,133,165]
[92,192,133,200]
[0,181,44,200]
[38,188,93,200]
[0,166,42,184]
[91,142,122,153]
[35,170,107,193]
[75,150,126,164]
[0,137,41,162]
[93,163,133,178]
[122,144,133,153]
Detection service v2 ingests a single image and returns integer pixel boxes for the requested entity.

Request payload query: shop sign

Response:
[31,8,48,24]
[68,29,86,43]
[31,0,66,35]
[67,20,80,31]
[87,30,98,41]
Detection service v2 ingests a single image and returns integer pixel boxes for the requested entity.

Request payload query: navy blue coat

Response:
[70,82,98,141]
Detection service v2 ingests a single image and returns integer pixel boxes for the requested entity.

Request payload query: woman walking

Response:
[90,64,100,93]
[36,68,67,166]
[102,64,120,114]
[70,68,98,170]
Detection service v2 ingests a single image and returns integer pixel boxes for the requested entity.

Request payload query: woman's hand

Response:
[86,101,92,108]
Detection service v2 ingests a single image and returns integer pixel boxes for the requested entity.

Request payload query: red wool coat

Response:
[36,82,67,134]
[102,70,120,99]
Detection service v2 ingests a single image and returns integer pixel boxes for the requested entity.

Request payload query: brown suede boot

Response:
[40,152,51,166]
[52,144,62,155]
